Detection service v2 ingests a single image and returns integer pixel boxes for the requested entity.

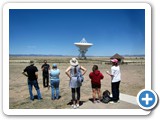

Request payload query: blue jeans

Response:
[28,80,42,100]
[50,80,60,99]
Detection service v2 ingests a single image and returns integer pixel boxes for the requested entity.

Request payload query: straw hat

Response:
[70,58,79,66]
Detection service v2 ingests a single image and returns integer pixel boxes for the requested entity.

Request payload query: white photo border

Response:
[3,2,151,115]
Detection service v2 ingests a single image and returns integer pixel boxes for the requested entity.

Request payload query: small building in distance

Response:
[110,53,124,63]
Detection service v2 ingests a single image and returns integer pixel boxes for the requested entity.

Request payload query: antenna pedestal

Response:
[78,49,88,59]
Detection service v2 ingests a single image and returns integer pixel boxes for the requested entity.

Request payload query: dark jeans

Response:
[28,80,42,100]
[71,87,80,101]
[43,74,49,87]
[111,81,120,102]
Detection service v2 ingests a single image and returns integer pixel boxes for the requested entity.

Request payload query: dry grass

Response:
[9,56,145,109]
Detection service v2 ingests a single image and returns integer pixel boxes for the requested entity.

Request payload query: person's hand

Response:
[106,71,112,76]
[106,71,110,74]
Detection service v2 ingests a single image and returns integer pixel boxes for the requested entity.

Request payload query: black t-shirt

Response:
[41,64,50,75]
[24,65,38,81]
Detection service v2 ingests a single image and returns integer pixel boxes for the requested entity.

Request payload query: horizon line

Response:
[9,54,145,57]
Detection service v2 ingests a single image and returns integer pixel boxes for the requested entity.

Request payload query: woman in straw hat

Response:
[65,58,87,109]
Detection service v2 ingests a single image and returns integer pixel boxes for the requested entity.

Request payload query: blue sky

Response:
[9,9,145,56]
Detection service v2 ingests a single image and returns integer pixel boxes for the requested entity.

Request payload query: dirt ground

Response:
[9,57,145,109]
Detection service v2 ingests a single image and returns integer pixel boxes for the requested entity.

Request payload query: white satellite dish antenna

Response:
[74,38,93,59]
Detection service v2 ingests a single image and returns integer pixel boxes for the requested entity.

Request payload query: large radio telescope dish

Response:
[74,38,93,59]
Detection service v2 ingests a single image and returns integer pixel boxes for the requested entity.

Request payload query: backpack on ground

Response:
[102,90,111,103]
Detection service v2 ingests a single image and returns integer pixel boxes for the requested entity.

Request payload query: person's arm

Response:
[41,65,44,71]
[107,67,115,78]
[22,71,28,77]
[101,73,104,79]
[80,66,87,75]
[35,72,38,79]
[89,73,92,79]
[106,71,113,77]
[65,66,71,79]
[58,69,60,75]
[48,64,51,70]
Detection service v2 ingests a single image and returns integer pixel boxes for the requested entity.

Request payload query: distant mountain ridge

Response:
[123,54,145,57]
[9,54,145,57]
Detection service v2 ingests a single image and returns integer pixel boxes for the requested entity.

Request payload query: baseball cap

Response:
[111,59,118,63]
[52,64,57,68]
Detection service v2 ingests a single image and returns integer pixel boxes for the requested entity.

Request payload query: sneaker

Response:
[109,100,120,104]
[73,105,77,109]
[76,104,79,108]
[93,100,97,104]
[38,98,43,100]
[97,100,101,103]
[51,98,54,100]
[115,100,120,103]
[71,104,77,109]
[30,99,34,101]
[109,101,115,104]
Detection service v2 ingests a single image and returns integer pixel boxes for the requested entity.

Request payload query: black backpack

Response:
[102,90,111,103]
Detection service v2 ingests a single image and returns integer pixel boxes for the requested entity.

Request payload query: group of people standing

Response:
[22,57,121,109]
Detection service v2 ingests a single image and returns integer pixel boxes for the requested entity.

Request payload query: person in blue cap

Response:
[49,63,60,100]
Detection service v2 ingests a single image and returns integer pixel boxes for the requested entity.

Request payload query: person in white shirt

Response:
[106,58,121,103]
